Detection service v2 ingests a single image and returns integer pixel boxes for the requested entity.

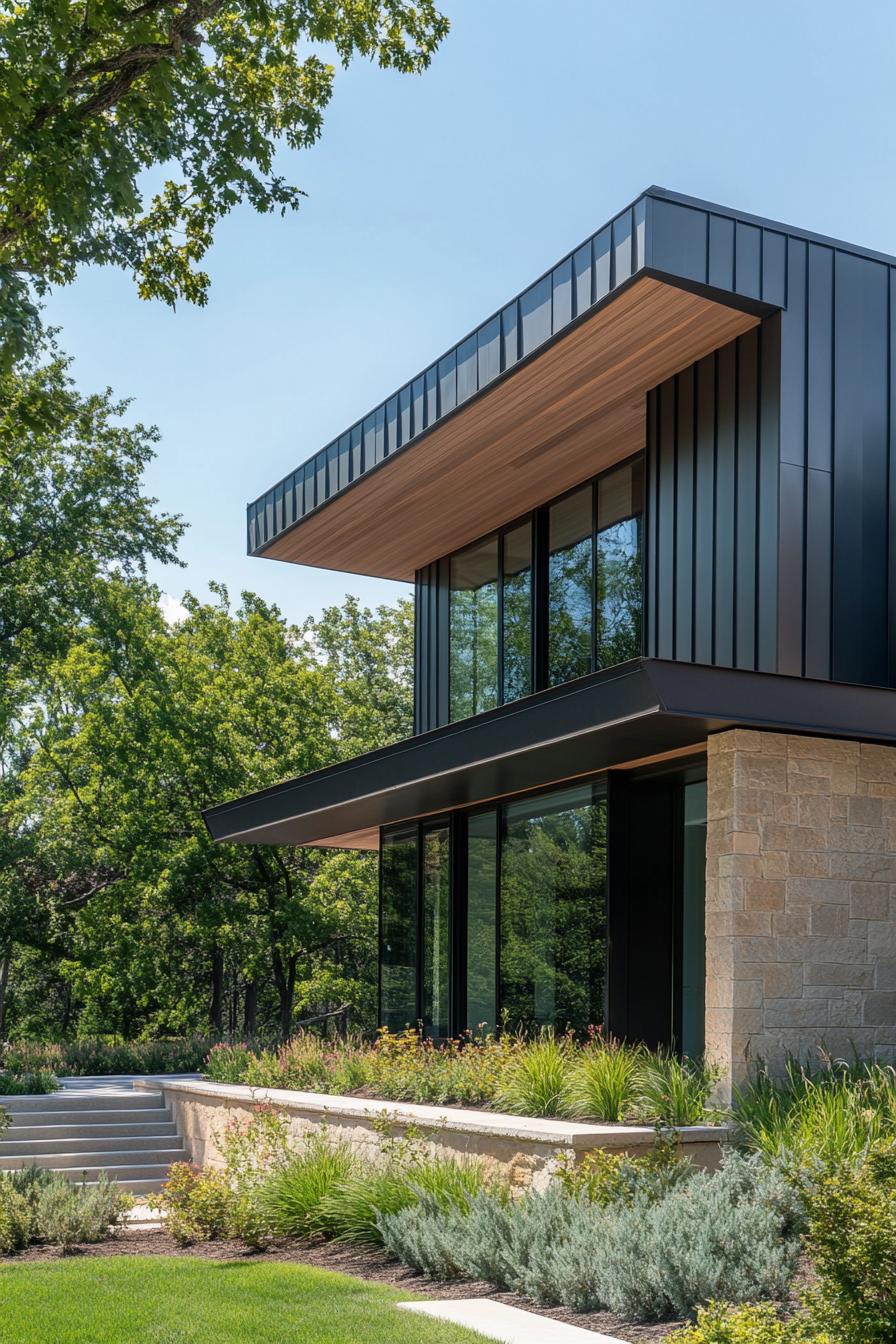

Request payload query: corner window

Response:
[444,453,643,724]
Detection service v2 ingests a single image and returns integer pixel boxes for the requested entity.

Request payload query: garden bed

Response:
[140,1078,730,1190]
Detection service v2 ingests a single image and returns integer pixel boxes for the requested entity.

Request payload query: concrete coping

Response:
[135,1077,730,1150]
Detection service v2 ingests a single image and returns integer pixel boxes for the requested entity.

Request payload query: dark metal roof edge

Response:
[646,186,896,270]
[202,659,651,837]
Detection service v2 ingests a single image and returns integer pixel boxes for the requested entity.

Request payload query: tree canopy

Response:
[0,0,448,359]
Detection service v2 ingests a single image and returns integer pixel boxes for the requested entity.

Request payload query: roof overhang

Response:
[255,276,763,580]
[203,663,896,850]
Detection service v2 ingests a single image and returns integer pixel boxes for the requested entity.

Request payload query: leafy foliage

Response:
[2,1036,215,1077]
[554,1135,693,1206]
[0,1069,58,1095]
[0,0,449,360]
[0,1167,132,1252]
[670,1303,828,1344]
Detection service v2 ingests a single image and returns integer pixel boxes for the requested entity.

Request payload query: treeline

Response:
[0,354,412,1041]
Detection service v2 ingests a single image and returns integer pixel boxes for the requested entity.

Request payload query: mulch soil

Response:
[1,1225,685,1340]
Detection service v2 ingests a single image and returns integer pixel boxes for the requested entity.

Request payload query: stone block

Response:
[830,852,896,881]
[760,962,804,998]
[734,911,772,936]
[863,993,896,1027]
[849,796,884,827]
[831,764,858,796]
[830,825,886,853]
[744,879,785,912]
[785,851,831,877]
[805,963,875,988]
[764,998,830,1029]
[787,736,859,762]
[868,921,896,958]
[850,882,890,920]
[798,795,831,830]
[772,910,811,936]
[776,935,867,964]
[760,822,828,852]
[810,904,849,937]
[875,961,896,991]
[785,878,849,905]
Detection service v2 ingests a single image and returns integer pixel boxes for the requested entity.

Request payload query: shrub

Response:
[493,1032,571,1117]
[0,1069,59,1095]
[381,1151,800,1322]
[150,1163,233,1244]
[0,1105,8,1137]
[2,1035,217,1078]
[555,1134,693,1206]
[565,1037,642,1121]
[734,1055,896,1168]
[316,1153,489,1246]
[670,1303,829,1343]
[0,1167,131,1253]
[799,1139,896,1344]
[260,1133,358,1238]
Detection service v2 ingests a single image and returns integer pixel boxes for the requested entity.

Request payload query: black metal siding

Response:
[414,560,449,735]
[646,319,781,675]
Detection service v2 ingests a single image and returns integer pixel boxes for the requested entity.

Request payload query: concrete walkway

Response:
[398,1300,629,1343]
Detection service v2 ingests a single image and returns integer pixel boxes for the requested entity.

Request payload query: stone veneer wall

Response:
[705,729,896,1098]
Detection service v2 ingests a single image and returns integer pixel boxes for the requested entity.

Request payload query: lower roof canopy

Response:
[203,661,896,851]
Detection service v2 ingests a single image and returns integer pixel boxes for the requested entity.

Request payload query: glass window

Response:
[500,784,607,1034]
[450,537,499,720]
[379,828,418,1031]
[502,523,532,704]
[681,781,707,1058]
[548,485,593,686]
[421,825,450,1038]
[466,812,498,1033]
[596,460,643,668]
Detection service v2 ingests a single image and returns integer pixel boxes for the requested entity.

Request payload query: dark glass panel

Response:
[573,242,593,317]
[380,828,418,1030]
[350,424,362,479]
[596,460,643,668]
[502,302,520,368]
[374,405,386,463]
[478,316,501,387]
[421,825,450,1038]
[466,812,498,1033]
[681,781,707,1058]
[552,259,572,332]
[502,522,532,703]
[316,450,327,504]
[399,384,412,444]
[500,785,607,1033]
[449,537,499,720]
[594,227,612,300]
[326,442,338,495]
[303,461,315,514]
[425,365,438,425]
[385,396,398,457]
[363,414,377,469]
[337,434,351,491]
[411,376,425,438]
[548,485,593,685]
[520,275,552,356]
[634,197,647,271]
[457,335,478,404]
[439,351,457,415]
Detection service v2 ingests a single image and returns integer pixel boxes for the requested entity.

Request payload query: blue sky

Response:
[47,0,896,627]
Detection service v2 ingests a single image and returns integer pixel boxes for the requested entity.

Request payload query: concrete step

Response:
[0,1148,186,1173]
[5,1106,173,1129]
[3,1117,177,1141]
[1,1092,165,1114]
[0,1133,183,1158]
[99,1177,169,1196]
[35,1161,176,1183]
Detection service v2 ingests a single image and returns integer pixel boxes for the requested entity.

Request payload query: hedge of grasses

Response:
[204,1028,721,1126]
[1,1035,217,1078]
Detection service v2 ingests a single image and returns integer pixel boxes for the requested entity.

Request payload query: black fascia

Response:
[202,661,896,848]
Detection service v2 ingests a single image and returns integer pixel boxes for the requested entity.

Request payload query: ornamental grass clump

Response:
[733,1054,896,1168]
[564,1036,643,1121]
[260,1133,359,1238]
[634,1052,720,1126]
[492,1031,571,1117]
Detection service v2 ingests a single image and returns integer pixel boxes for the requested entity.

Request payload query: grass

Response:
[0,1257,499,1344]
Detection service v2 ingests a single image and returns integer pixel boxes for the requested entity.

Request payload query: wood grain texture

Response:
[264,277,759,580]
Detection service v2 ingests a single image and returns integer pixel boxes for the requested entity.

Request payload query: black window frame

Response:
[444,452,644,724]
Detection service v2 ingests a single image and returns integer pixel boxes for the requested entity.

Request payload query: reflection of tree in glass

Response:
[380,833,417,1030]
[596,518,642,668]
[500,792,607,1034]
[449,581,498,720]
[466,815,498,1031]
[548,539,592,685]
[421,827,450,1038]
[503,568,531,703]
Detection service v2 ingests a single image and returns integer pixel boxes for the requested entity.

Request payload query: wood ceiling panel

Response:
[263,277,759,580]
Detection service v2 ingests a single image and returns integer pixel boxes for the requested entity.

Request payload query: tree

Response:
[3,578,413,1041]
[0,0,449,359]
[0,343,183,730]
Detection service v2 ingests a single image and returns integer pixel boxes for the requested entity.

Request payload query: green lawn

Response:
[0,1257,497,1344]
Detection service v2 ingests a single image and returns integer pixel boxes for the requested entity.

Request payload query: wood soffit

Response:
[260,276,760,581]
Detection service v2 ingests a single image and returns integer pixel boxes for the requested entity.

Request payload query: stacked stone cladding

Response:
[705,728,896,1095]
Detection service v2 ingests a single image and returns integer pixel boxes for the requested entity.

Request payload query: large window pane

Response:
[380,828,418,1030]
[450,537,498,720]
[421,825,450,1038]
[548,486,593,685]
[466,811,498,1033]
[502,523,532,703]
[500,785,607,1033]
[596,461,643,668]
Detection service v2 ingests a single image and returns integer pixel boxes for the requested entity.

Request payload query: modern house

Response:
[205,188,896,1096]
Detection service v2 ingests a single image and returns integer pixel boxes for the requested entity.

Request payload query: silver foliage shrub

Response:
[379,1151,801,1322]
